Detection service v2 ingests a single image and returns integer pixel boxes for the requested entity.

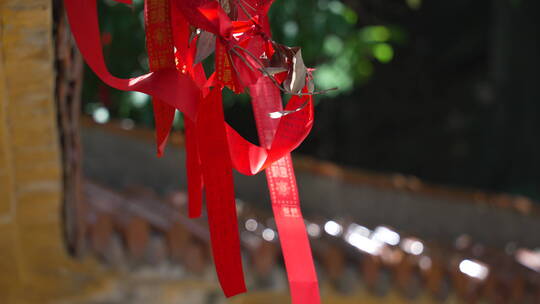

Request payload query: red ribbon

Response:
[196,87,246,296]
[144,0,176,157]
[228,10,321,302]
[251,78,320,303]
[65,0,320,301]
[183,117,204,218]
[161,0,246,295]
[64,0,313,176]
[168,3,204,218]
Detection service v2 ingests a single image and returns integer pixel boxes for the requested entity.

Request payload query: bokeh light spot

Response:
[283,21,299,38]
[361,26,391,43]
[373,43,394,63]
[328,0,344,14]
[130,91,149,108]
[406,0,422,10]
[323,35,344,57]
[93,107,110,124]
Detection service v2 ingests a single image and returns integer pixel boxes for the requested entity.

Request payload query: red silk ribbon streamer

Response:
[168,1,246,295]
[237,2,321,302]
[251,76,320,304]
[184,117,204,218]
[144,0,176,157]
[196,87,246,296]
[169,3,204,218]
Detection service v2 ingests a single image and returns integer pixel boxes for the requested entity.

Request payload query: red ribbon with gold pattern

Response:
[65,0,320,302]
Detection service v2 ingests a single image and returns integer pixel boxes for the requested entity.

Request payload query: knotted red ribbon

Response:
[65,0,314,175]
[65,0,320,302]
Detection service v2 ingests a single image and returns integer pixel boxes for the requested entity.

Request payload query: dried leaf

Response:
[269,42,292,68]
[194,31,216,64]
[264,67,288,75]
[268,101,309,119]
[283,49,307,94]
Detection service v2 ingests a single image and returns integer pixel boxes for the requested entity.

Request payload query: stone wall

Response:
[82,123,540,249]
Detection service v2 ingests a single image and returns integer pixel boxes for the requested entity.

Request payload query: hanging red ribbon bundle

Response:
[65,0,322,302]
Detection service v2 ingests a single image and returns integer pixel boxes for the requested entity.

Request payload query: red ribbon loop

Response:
[65,0,313,176]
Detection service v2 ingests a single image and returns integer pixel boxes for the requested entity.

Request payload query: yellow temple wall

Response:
[0,1,108,303]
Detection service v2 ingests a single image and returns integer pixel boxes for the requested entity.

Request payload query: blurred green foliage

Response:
[81,0,408,127]
[269,0,405,93]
